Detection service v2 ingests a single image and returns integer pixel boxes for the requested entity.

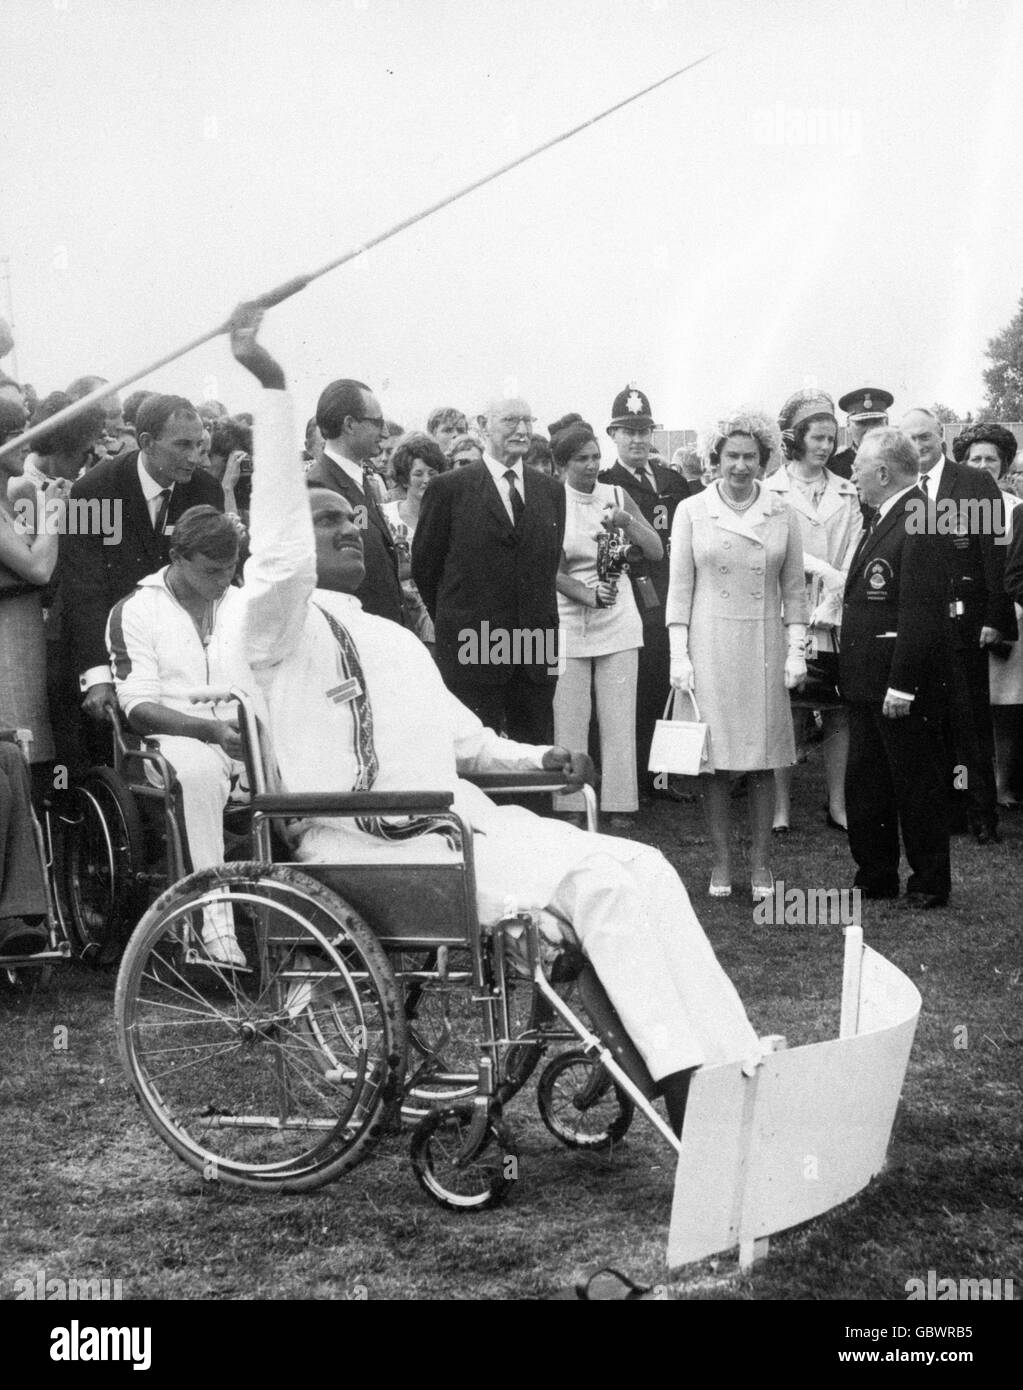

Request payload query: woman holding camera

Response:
[551,422,662,828]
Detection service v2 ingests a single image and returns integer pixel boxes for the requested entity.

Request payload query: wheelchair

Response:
[113,689,680,1210]
[0,728,73,987]
[62,708,251,964]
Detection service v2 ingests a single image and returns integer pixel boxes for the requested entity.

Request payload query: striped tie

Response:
[315,604,437,842]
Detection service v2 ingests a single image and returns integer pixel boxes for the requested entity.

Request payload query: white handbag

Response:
[648,688,711,776]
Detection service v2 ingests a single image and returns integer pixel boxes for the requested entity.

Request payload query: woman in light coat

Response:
[768,390,863,832]
[667,413,807,900]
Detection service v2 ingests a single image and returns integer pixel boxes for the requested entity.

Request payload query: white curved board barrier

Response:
[668,927,921,1270]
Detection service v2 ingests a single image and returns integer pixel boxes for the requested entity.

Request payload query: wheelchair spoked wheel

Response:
[410,1103,517,1212]
[62,767,146,962]
[399,949,555,1118]
[536,1049,635,1151]
[115,863,407,1192]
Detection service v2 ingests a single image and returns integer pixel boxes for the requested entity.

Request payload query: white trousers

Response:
[554,649,639,813]
[298,820,760,1082]
[143,736,242,871]
[144,736,244,936]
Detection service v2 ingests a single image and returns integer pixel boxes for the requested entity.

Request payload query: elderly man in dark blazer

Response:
[61,394,223,740]
[841,427,951,909]
[412,395,565,743]
[304,378,405,626]
[598,385,691,797]
[902,407,1017,843]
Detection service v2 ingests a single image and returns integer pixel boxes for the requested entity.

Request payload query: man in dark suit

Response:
[830,386,893,480]
[412,395,565,743]
[305,379,405,626]
[902,407,1016,843]
[61,394,224,742]
[841,427,951,908]
[1004,502,1023,609]
[598,385,691,797]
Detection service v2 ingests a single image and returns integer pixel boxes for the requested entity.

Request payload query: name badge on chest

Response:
[327,677,362,704]
[864,557,893,601]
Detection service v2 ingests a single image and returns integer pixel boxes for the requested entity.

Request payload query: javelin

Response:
[0,49,717,461]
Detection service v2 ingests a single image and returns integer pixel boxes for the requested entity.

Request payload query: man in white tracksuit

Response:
[106,506,255,964]
[231,306,761,1133]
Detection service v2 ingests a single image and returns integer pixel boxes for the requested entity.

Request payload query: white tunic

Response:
[240,392,761,1077]
[558,482,642,658]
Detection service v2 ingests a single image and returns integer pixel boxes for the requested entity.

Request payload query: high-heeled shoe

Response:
[750,871,774,903]
[708,873,732,898]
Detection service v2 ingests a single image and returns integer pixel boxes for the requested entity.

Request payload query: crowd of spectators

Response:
[2,352,1023,948]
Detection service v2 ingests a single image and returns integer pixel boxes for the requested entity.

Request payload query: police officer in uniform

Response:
[599,384,692,797]
[830,387,894,480]
[840,427,951,908]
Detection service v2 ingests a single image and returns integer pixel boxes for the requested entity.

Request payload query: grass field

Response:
[2,758,1020,1302]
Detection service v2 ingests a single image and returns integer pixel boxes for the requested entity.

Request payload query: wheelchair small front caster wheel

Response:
[536,1049,634,1151]
[410,1104,518,1212]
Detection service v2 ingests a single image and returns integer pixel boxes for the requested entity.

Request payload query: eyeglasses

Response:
[496,415,536,429]
[351,415,385,430]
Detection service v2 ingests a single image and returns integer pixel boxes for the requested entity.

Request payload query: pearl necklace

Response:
[717,480,759,513]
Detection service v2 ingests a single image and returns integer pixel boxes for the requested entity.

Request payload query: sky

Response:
[2,0,1023,440]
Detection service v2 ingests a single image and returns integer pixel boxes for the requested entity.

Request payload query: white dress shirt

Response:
[322,444,369,492]
[917,457,945,499]
[137,457,174,528]
[484,453,524,526]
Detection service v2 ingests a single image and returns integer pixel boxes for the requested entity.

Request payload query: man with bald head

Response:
[413,394,566,742]
[901,407,1015,842]
[842,427,952,907]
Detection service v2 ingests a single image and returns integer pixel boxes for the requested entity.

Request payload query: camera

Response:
[238,454,253,475]
[596,528,642,581]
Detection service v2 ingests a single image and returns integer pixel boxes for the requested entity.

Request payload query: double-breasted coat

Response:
[666,483,807,770]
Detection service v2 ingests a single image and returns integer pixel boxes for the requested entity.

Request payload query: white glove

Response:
[668,624,694,690]
[784,623,807,690]
[804,556,843,593]
[809,589,843,631]
[670,656,695,690]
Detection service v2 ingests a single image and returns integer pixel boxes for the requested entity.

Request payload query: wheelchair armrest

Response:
[463,772,579,794]
[249,790,455,817]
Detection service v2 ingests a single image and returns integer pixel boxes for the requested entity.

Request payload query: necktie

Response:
[504,468,524,526]
[920,473,929,496]
[315,604,436,842]
[632,466,655,493]
[363,466,385,504]
[153,488,172,534]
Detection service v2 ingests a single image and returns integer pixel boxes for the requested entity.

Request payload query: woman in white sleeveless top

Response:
[551,422,662,827]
